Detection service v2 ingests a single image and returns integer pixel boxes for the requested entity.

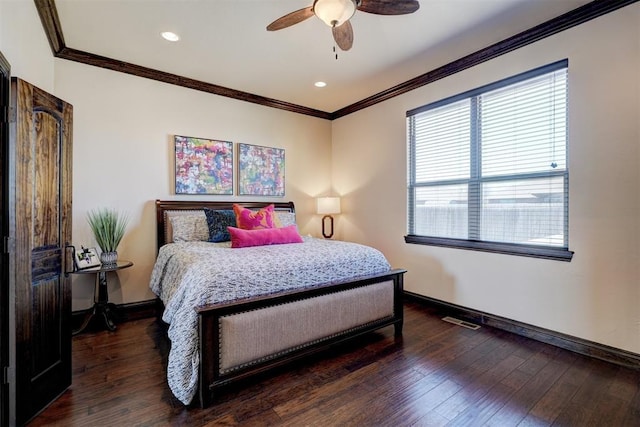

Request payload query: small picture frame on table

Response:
[74,246,100,270]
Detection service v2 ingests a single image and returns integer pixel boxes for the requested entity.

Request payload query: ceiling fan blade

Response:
[267,6,314,31]
[332,20,354,51]
[357,0,420,15]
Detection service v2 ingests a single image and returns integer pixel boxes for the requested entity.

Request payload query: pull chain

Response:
[332,21,339,60]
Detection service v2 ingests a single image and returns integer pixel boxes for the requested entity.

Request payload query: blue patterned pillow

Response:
[204,209,237,242]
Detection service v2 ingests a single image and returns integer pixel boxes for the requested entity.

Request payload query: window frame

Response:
[405,60,574,262]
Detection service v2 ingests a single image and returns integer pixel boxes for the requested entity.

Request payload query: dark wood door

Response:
[0,52,10,427]
[10,78,73,425]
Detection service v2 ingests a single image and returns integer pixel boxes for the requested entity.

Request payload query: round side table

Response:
[72,260,133,335]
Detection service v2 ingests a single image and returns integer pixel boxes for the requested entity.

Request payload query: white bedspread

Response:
[149,236,391,404]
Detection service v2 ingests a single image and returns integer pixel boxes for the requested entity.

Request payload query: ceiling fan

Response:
[267,0,420,51]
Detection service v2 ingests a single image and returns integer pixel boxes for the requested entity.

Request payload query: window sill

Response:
[404,235,574,262]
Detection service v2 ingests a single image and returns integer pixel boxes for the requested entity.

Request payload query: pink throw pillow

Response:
[228,225,303,248]
[233,204,280,230]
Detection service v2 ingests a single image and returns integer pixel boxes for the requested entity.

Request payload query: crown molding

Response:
[34,0,638,120]
[332,0,639,118]
[34,0,65,55]
[33,0,332,120]
[55,46,333,120]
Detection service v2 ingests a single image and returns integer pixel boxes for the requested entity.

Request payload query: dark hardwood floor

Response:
[29,301,640,426]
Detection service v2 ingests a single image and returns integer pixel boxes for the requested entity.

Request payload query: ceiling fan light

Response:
[313,0,356,27]
[161,31,180,42]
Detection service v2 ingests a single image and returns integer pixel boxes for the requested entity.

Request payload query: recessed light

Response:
[161,31,180,42]
[314,81,327,88]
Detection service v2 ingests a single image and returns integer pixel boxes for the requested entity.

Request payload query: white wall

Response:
[332,4,640,353]
[53,61,332,310]
[0,0,332,312]
[4,1,639,355]
[0,0,55,92]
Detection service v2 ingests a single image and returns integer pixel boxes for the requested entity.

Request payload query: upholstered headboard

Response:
[155,200,296,250]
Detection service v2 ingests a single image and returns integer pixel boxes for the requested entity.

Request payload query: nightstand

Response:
[72,260,133,335]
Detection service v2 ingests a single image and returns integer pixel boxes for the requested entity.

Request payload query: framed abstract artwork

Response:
[238,143,285,196]
[174,135,234,195]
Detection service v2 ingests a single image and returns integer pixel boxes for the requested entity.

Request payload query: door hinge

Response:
[3,236,8,254]
[2,366,8,385]
[8,106,16,123]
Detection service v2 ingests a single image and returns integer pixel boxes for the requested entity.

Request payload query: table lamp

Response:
[316,197,341,239]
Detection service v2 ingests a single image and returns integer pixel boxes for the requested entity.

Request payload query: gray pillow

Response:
[169,213,209,242]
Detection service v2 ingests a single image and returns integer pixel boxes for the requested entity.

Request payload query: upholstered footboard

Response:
[196,269,405,407]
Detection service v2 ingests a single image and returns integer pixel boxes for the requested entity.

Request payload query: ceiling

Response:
[53,0,592,114]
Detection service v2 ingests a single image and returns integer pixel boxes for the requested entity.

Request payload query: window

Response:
[406,60,573,261]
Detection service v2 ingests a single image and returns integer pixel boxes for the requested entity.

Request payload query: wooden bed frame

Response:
[155,199,406,407]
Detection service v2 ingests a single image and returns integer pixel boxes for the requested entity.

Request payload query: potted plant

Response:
[87,208,129,265]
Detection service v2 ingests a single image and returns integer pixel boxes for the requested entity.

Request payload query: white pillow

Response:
[275,211,297,228]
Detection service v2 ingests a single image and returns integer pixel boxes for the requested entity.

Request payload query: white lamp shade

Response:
[316,197,341,215]
[313,0,356,27]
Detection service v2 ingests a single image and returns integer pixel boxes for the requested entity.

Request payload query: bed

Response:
[150,199,406,407]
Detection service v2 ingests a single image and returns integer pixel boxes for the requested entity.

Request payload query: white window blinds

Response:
[407,60,571,260]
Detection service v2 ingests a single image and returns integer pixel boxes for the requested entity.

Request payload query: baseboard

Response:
[116,299,162,321]
[72,299,161,330]
[404,291,640,370]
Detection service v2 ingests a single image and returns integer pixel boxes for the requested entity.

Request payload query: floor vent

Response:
[442,316,481,330]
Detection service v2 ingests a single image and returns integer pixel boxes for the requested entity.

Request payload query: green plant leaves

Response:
[87,208,129,253]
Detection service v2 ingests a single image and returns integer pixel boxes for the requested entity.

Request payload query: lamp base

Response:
[322,215,334,239]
